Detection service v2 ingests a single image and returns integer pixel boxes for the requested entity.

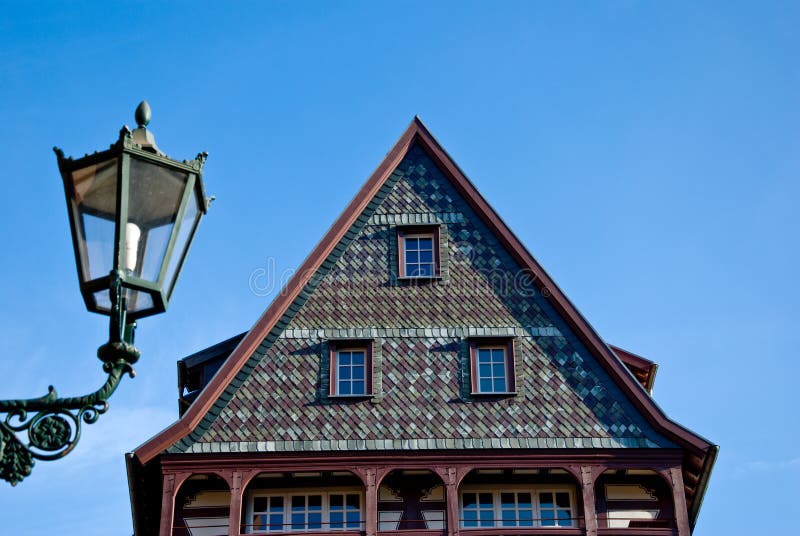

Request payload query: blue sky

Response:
[0,1,798,534]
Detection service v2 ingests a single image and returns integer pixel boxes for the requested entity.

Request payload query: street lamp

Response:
[0,102,211,485]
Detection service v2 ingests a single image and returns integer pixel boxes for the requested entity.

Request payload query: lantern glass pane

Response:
[92,288,154,315]
[164,185,202,298]
[68,158,119,282]
[125,288,154,313]
[125,157,189,284]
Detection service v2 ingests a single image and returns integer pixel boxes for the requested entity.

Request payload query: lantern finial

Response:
[135,101,151,128]
[131,101,161,155]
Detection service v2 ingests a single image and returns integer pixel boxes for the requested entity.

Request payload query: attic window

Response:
[397,226,440,278]
[329,340,373,397]
[469,338,516,395]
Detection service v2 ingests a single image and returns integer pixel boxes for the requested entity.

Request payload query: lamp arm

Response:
[0,271,141,486]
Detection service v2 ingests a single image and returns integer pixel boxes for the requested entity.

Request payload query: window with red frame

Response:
[329,341,373,397]
[397,226,440,278]
[469,339,516,395]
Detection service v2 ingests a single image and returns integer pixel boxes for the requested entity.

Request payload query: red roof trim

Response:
[610,344,659,393]
[134,117,713,465]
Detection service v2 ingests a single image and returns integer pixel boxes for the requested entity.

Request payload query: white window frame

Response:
[246,487,364,534]
[459,486,576,529]
[397,226,441,279]
[334,348,368,396]
[469,338,517,395]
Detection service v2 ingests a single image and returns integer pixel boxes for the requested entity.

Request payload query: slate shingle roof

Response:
[168,144,673,454]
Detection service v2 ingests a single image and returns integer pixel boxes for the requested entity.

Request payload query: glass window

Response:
[539,491,574,527]
[500,492,534,527]
[336,350,367,395]
[249,491,362,533]
[251,496,284,532]
[290,495,322,530]
[399,228,439,278]
[477,347,508,393]
[330,493,361,530]
[462,492,495,528]
[460,489,573,529]
[403,235,435,277]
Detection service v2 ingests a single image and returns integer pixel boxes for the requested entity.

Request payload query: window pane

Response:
[254,497,268,512]
[346,511,360,527]
[339,352,351,366]
[352,380,365,394]
[519,509,533,526]
[351,351,365,365]
[478,349,491,362]
[338,380,351,395]
[330,494,343,508]
[252,514,266,531]
[309,495,322,509]
[346,495,360,509]
[292,495,305,509]
[479,364,491,378]
[479,509,494,527]
[418,263,433,276]
[406,237,418,248]
[541,510,555,526]
[340,367,351,380]
[518,493,532,507]
[420,250,433,262]
[494,378,506,392]
[463,493,477,509]
[269,513,283,531]
[419,238,433,249]
[556,492,570,508]
[291,513,305,529]
[271,497,283,510]
[557,509,572,526]
[501,508,515,527]
[501,493,514,508]
[353,366,364,380]
[479,493,493,507]
[480,378,493,392]
[330,511,344,529]
[492,349,505,362]
[539,492,554,508]
[463,510,477,527]
[407,250,419,263]
[309,512,322,529]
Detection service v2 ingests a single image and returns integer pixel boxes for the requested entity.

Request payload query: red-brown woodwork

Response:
[580,465,603,536]
[159,471,192,536]
[664,466,691,536]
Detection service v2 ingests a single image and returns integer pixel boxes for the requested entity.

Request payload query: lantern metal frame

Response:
[0,103,211,485]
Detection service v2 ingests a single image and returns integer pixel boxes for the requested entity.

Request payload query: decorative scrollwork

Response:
[0,271,139,485]
[29,414,71,450]
[0,360,134,485]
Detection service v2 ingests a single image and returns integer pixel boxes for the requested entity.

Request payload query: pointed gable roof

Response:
[132,117,716,521]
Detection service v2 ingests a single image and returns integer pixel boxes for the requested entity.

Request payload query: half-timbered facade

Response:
[127,119,717,536]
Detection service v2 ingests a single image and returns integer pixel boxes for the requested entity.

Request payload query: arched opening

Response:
[241,470,364,534]
[173,473,231,536]
[594,469,675,529]
[378,469,446,532]
[457,468,581,530]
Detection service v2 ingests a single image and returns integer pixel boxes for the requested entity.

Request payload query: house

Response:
[126,118,717,536]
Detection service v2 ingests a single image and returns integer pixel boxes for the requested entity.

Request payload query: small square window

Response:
[469,338,516,395]
[329,341,373,397]
[398,226,440,278]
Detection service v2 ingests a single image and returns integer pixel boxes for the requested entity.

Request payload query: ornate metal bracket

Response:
[0,271,140,485]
